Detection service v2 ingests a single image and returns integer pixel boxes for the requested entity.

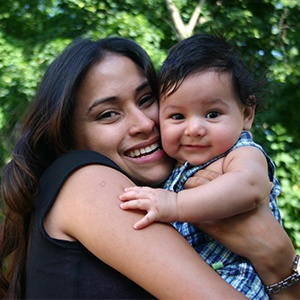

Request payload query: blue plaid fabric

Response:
[164,131,282,299]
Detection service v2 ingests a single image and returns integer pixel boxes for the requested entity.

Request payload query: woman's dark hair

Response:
[158,32,266,111]
[0,36,157,299]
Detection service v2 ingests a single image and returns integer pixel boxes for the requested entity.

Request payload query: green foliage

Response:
[251,120,300,252]
[265,124,300,252]
[0,0,299,251]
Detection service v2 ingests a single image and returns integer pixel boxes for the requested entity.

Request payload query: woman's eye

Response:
[171,113,184,120]
[96,110,118,120]
[206,111,220,119]
[139,94,157,107]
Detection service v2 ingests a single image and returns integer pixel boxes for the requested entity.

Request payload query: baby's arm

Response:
[120,146,270,228]
[176,146,270,224]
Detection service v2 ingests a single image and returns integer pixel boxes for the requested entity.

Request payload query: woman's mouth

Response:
[126,142,160,158]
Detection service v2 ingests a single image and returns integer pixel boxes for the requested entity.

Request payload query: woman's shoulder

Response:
[37,150,133,229]
[40,150,135,240]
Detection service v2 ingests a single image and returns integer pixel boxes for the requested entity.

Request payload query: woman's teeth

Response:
[127,142,159,158]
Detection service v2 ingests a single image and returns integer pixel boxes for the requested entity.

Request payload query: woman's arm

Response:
[186,170,300,299]
[46,164,246,299]
[197,199,300,299]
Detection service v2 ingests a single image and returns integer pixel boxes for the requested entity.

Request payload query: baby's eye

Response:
[171,113,185,120]
[206,111,220,119]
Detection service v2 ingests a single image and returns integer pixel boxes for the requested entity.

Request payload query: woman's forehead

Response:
[76,55,148,109]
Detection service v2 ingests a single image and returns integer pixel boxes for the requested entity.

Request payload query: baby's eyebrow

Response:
[161,104,182,113]
[202,98,229,106]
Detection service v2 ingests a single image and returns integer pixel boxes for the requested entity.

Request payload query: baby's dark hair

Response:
[158,32,266,111]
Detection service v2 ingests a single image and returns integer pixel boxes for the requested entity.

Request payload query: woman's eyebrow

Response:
[88,96,117,113]
[136,80,150,93]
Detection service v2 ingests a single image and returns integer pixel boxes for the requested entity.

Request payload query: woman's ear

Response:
[243,105,255,130]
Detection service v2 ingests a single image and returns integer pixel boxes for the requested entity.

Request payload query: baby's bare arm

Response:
[177,146,270,224]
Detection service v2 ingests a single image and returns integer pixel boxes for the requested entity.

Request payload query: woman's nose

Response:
[129,109,155,136]
[184,118,206,136]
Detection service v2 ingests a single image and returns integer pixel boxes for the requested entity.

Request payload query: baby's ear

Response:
[243,105,255,130]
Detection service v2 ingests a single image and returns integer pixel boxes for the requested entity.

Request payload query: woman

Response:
[0,36,298,299]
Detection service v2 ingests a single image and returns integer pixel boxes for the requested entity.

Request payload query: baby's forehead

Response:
[160,69,233,95]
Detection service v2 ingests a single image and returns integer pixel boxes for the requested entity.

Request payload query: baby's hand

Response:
[119,186,178,229]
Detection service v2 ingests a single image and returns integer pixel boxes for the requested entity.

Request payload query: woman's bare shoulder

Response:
[44,164,134,240]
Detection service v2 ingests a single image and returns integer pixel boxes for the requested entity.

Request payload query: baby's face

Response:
[159,71,254,166]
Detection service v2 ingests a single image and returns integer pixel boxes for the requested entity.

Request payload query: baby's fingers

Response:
[119,190,139,201]
[120,199,150,211]
[133,211,157,230]
[120,201,156,229]
[119,188,151,202]
[123,186,140,192]
[123,186,151,192]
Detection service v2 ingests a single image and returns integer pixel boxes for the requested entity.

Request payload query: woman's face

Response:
[72,54,172,186]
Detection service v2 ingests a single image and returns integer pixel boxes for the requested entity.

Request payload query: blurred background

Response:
[0,0,299,250]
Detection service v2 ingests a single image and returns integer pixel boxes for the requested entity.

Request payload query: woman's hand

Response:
[197,201,299,299]
[184,169,221,188]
